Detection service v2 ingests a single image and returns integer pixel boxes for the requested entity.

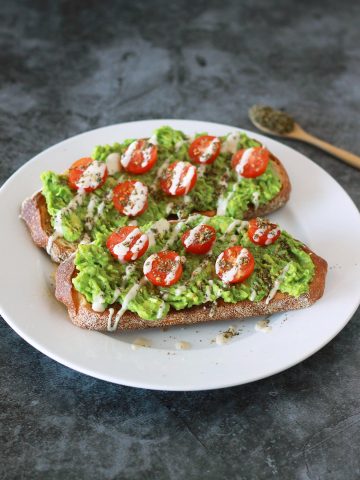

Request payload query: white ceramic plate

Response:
[1,120,360,391]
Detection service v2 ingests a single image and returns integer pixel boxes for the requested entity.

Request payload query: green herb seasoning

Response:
[249,105,295,135]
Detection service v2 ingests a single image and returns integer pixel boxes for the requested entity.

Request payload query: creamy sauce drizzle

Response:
[234,147,254,176]
[122,181,148,216]
[216,183,238,215]
[107,277,147,331]
[265,263,291,304]
[120,141,139,168]
[92,293,106,312]
[169,162,196,195]
[220,132,241,154]
[252,191,260,210]
[198,137,220,163]
[75,161,106,192]
[113,228,145,262]
[156,301,167,319]
[183,221,207,248]
[53,192,86,236]
[249,288,257,302]
[215,248,250,283]
[164,255,181,285]
[106,152,121,175]
[148,133,158,145]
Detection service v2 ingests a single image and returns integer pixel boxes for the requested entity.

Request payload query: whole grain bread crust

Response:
[21,193,76,263]
[20,155,290,263]
[55,245,327,332]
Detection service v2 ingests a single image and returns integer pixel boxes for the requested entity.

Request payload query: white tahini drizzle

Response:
[265,226,281,245]
[143,254,157,275]
[85,196,97,227]
[164,221,186,249]
[249,288,257,302]
[220,132,241,154]
[198,137,220,163]
[169,162,196,195]
[46,232,59,255]
[156,301,167,319]
[53,192,86,237]
[217,183,238,215]
[75,161,106,192]
[215,248,250,284]
[164,255,181,285]
[92,293,106,313]
[265,263,291,304]
[252,191,260,210]
[106,152,121,175]
[148,133,158,145]
[122,181,148,216]
[113,228,145,262]
[183,221,207,248]
[120,140,139,168]
[146,219,171,247]
[107,278,147,331]
[141,146,153,167]
[234,147,254,177]
[130,234,148,260]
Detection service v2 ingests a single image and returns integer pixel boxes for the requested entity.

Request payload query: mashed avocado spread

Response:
[73,215,314,324]
[41,126,282,243]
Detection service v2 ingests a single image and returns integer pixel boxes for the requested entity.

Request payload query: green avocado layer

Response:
[41,126,282,243]
[73,215,314,322]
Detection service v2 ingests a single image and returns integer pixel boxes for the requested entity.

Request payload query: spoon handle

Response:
[291,128,360,169]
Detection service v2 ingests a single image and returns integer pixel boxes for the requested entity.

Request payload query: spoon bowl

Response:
[249,107,360,170]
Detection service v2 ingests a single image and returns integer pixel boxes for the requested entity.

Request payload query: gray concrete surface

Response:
[1,0,360,478]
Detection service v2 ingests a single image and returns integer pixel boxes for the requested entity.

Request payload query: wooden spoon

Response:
[249,113,360,170]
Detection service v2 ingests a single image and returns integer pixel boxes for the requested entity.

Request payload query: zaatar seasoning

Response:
[249,105,295,135]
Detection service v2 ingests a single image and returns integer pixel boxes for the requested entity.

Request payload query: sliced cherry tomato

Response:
[248,218,281,246]
[160,161,197,196]
[113,180,148,217]
[231,146,269,178]
[120,139,157,174]
[68,157,108,192]
[107,226,149,263]
[215,246,255,284]
[143,251,183,287]
[181,224,216,254]
[188,135,221,165]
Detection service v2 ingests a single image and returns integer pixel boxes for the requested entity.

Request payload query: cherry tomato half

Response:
[68,157,108,192]
[188,135,221,165]
[120,140,157,174]
[248,218,281,246]
[160,161,197,196]
[231,147,269,178]
[143,251,183,287]
[107,226,149,263]
[113,180,148,217]
[215,246,255,284]
[181,224,216,254]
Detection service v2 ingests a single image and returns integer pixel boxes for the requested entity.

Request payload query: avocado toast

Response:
[21,126,290,263]
[55,215,327,331]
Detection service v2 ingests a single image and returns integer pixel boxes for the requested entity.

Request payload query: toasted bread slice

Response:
[21,192,76,263]
[21,154,291,264]
[55,245,327,332]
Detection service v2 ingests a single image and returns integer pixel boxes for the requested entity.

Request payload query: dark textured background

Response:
[1,1,360,479]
